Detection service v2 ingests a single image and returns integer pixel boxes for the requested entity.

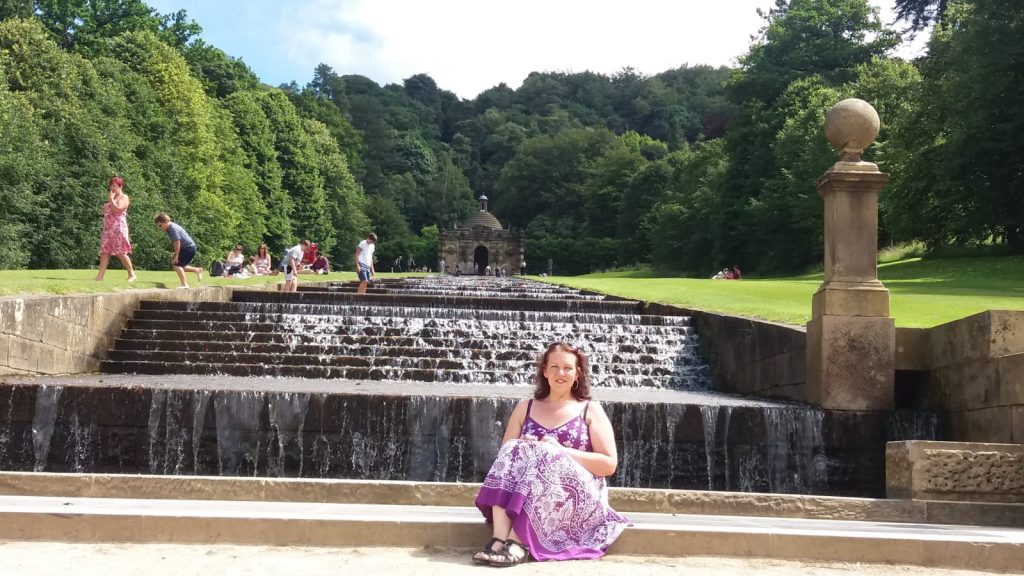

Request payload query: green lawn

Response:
[541,255,1024,328]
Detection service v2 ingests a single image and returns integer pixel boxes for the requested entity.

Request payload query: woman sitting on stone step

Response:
[473,342,629,566]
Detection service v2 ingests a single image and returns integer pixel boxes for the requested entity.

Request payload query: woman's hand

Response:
[521,434,563,450]
[540,436,564,450]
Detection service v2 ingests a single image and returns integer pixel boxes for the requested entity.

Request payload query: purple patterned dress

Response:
[475,400,630,561]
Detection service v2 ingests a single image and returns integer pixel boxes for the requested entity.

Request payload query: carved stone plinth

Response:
[807,315,895,410]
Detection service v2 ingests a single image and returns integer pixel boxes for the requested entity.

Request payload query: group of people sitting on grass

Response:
[213,242,329,279]
[711,265,742,280]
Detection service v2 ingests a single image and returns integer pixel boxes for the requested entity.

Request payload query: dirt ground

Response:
[0,542,1017,576]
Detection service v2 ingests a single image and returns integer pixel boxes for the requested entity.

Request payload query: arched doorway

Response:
[473,245,489,275]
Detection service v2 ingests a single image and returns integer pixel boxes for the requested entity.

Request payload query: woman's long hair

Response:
[533,342,591,400]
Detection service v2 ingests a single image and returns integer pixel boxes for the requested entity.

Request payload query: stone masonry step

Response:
[134,304,694,328]
[0,494,1020,571]
[99,359,708,387]
[232,290,646,315]
[2,472,1021,528]
[122,321,694,344]
[117,328,695,350]
[105,349,701,376]
[110,339,696,366]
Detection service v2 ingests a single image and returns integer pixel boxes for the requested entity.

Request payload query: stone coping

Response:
[1,472,1021,528]
[0,373,792,407]
[0,494,1022,572]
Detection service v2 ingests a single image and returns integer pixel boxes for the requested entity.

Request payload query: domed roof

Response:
[463,210,503,230]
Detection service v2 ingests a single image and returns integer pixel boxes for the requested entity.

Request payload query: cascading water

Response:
[700,405,720,490]
[31,386,62,472]
[268,392,309,477]
[0,276,937,496]
[214,391,264,476]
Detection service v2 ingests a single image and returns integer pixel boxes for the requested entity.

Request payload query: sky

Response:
[147,0,926,100]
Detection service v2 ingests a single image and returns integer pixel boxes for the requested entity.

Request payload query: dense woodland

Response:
[0,0,1020,275]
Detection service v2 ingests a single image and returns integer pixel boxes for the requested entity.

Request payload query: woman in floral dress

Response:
[473,342,629,566]
[94,176,137,282]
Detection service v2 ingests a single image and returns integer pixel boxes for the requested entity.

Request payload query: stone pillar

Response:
[806,99,895,411]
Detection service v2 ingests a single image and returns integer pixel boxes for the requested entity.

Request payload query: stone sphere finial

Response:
[824,98,880,162]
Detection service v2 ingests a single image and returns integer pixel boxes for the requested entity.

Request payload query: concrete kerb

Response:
[1,472,1021,528]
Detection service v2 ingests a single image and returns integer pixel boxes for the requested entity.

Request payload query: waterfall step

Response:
[6,374,783,406]
[133,305,694,328]
[0,494,1020,571]
[104,350,703,376]
[118,327,696,349]
[232,290,647,315]
[110,339,695,365]
[98,359,708,387]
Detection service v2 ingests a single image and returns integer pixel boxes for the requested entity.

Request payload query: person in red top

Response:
[301,242,318,267]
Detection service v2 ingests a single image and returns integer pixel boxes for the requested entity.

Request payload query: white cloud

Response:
[276,0,927,99]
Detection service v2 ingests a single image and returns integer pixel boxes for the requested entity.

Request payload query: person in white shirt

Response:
[279,239,310,292]
[354,232,377,295]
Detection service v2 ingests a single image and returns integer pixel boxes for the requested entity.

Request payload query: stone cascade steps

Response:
[101,279,713,390]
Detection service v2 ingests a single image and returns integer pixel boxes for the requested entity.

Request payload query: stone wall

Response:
[642,304,1023,447]
[0,287,248,376]
[904,311,1024,444]
[887,440,1024,503]
[643,304,808,402]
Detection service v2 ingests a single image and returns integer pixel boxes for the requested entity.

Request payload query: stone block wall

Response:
[642,304,808,402]
[887,440,1024,503]
[0,287,239,376]
[909,311,1024,444]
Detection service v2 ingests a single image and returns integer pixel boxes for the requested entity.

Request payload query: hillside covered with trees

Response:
[0,0,1019,275]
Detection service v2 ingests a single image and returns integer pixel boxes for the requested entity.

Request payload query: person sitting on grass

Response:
[311,253,330,275]
[154,213,202,289]
[224,244,245,276]
[253,243,272,275]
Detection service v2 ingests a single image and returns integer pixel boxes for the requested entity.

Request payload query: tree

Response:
[893,0,949,33]
[183,39,259,99]
[885,1,1024,248]
[718,0,899,271]
[425,150,475,230]
[304,118,368,263]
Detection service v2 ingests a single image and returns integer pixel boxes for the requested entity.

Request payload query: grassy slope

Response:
[543,255,1024,328]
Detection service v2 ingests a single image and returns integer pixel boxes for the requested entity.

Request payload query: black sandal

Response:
[488,538,529,567]
[472,537,505,565]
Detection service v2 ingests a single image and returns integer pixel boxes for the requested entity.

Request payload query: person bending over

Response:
[154,213,202,289]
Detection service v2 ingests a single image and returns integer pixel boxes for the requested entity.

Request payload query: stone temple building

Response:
[438,195,524,275]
